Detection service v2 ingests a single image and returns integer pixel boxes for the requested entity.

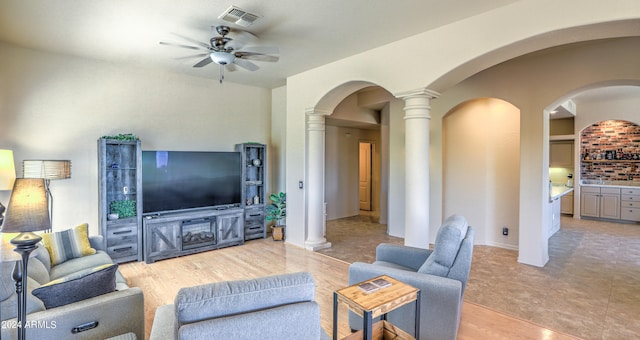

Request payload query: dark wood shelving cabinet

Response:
[98,138,143,263]
[236,143,267,240]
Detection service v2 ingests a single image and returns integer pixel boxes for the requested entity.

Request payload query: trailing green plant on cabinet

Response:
[98,135,143,263]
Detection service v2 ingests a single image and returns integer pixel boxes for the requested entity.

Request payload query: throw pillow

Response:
[41,223,96,266]
[32,263,118,309]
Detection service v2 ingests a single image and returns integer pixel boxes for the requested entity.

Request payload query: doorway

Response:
[359,141,373,212]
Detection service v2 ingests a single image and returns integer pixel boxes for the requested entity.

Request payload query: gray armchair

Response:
[348,214,474,340]
[150,272,330,340]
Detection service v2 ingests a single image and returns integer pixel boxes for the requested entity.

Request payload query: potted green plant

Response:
[266,192,286,241]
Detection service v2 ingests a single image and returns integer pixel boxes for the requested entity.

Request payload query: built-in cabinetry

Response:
[98,138,143,263]
[550,198,561,237]
[143,208,244,263]
[550,140,574,168]
[581,186,622,220]
[235,143,267,240]
[560,191,573,215]
[620,188,640,222]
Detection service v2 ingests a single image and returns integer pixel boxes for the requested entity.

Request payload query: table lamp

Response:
[1,178,51,340]
[0,149,17,226]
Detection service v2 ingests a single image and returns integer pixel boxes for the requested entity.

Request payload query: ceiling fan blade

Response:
[174,53,210,60]
[225,63,237,72]
[193,57,214,68]
[236,52,279,63]
[159,41,204,51]
[238,46,279,55]
[170,32,211,49]
[233,58,259,72]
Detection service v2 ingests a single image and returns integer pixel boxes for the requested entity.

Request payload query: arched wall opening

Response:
[443,98,520,249]
[546,82,640,218]
[325,86,392,223]
[299,81,404,250]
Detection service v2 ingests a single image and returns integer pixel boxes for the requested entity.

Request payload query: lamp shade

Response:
[0,150,16,190]
[23,160,71,180]
[1,178,51,233]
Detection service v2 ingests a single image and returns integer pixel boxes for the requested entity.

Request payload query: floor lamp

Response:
[1,178,51,340]
[22,160,71,231]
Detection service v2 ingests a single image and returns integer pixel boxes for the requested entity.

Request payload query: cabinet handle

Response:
[248,213,261,217]
[113,246,133,252]
[71,321,99,334]
[113,230,133,235]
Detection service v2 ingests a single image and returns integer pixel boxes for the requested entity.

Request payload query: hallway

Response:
[319,214,640,339]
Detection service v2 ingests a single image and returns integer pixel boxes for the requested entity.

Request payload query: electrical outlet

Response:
[502,227,509,236]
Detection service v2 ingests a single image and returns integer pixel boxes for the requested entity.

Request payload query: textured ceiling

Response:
[0,0,518,88]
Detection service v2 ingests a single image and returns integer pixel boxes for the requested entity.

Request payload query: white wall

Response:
[574,89,640,133]
[270,86,287,194]
[325,125,359,219]
[443,98,520,249]
[324,125,381,221]
[0,42,272,235]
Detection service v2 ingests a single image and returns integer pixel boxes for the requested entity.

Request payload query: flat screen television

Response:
[142,151,242,215]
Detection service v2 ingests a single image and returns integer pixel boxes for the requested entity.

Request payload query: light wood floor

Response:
[119,238,580,340]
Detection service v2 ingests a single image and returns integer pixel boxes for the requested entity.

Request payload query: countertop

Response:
[579,180,640,189]
[550,185,573,201]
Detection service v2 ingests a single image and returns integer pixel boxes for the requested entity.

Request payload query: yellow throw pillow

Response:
[41,223,97,266]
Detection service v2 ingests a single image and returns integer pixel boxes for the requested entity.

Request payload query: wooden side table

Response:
[333,275,420,340]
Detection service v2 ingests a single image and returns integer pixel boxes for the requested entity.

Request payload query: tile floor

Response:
[318,214,640,340]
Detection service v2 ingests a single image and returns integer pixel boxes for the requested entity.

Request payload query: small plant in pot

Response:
[266,192,286,241]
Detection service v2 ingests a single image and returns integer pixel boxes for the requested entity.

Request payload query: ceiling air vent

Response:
[218,5,261,27]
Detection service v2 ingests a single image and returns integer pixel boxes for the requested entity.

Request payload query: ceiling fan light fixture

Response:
[210,51,236,65]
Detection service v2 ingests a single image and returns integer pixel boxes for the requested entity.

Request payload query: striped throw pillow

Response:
[42,223,97,266]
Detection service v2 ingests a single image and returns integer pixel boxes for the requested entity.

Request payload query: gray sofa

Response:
[348,214,475,340]
[150,272,330,340]
[0,235,144,340]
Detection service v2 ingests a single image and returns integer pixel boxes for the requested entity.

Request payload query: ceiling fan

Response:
[160,25,279,83]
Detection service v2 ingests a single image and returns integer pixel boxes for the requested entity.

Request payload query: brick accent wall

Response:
[580,120,640,182]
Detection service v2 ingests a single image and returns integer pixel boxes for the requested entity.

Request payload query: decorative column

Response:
[395,88,440,249]
[305,108,332,251]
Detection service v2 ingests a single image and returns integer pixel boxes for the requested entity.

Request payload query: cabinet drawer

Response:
[621,201,639,208]
[601,187,620,195]
[245,209,265,220]
[621,207,640,222]
[107,225,138,243]
[107,243,138,258]
[245,221,264,231]
[621,188,640,195]
[621,195,640,202]
[581,186,600,193]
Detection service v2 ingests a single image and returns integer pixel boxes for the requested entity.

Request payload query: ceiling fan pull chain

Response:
[219,64,224,84]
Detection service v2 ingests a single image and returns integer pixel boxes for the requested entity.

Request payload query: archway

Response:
[302,81,394,250]
[546,82,640,219]
[443,98,520,248]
